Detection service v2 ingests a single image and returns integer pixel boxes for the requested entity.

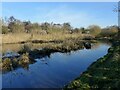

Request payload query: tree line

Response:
[1,16,118,38]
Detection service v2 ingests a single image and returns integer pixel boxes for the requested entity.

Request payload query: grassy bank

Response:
[64,41,120,89]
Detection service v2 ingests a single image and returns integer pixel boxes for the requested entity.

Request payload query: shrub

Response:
[87,25,101,36]
[2,26,9,34]
[100,26,118,37]
[2,58,12,71]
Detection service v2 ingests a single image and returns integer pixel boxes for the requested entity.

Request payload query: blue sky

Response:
[2,2,118,28]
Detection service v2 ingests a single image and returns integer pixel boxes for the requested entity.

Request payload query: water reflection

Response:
[2,41,111,88]
[2,41,111,73]
[2,40,111,53]
[2,43,57,53]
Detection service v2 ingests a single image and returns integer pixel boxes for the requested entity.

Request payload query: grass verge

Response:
[64,41,120,89]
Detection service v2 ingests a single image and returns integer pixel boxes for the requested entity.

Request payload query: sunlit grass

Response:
[2,33,84,44]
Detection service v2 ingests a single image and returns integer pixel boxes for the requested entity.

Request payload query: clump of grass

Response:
[1,52,34,72]
[2,58,12,71]
[18,53,30,67]
[60,38,84,52]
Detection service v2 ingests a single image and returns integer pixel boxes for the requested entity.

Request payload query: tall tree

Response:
[8,16,25,33]
[23,21,32,33]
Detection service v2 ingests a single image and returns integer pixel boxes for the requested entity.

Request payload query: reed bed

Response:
[2,33,84,44]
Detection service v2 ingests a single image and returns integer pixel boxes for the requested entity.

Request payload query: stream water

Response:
[2,42,111,88]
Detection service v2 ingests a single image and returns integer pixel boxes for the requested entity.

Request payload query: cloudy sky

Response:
[2,2,118,28]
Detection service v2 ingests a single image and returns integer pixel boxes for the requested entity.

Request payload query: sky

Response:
[2,2,118,28]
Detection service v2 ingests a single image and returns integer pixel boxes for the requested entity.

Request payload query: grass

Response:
[2,33,84,44]
[2,36,98,73]
[2,33,31,44]
[64,41,120,89]
[2,32,98,53]
[2,37,88,72]
[1,52,35,73]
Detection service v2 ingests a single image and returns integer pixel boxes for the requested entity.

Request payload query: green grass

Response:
[65,41,120,89]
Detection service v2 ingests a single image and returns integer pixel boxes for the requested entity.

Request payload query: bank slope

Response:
[64,42,120,89]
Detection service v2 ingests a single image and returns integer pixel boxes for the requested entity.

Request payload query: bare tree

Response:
[113,2,120,39]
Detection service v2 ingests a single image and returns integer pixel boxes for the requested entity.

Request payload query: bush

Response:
[87,25,101,36]
[2,26,9,34]
[8,22,25,33]
[100,26,118,37]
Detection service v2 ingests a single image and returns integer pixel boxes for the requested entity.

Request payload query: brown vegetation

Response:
[1,16,118,44]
